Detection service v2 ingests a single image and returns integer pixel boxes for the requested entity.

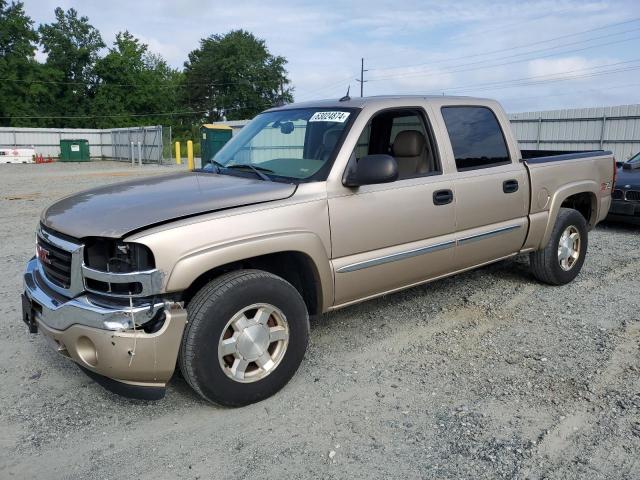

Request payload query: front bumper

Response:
[25,258,167,331]
[23,258,187,398]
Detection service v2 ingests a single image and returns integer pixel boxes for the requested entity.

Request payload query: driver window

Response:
[353,109,439,180]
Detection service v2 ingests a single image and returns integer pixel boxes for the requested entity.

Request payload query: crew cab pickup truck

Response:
[22,96,616,406]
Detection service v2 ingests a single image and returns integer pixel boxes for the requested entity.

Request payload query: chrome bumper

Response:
[23,257,166,331]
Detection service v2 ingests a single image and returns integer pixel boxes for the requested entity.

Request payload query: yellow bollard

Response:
[175,141,181,165]
[187,140,194,170]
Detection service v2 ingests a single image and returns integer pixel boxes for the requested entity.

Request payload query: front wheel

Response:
[529,207,588,285]
[179,270,309,407]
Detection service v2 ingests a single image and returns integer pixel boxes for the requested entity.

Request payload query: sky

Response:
[23,0,640,113]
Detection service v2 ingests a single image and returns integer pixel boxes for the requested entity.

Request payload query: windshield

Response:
[628,151,640,164]
[203,108,355,181]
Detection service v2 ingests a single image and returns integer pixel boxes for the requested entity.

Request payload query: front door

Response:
[328,107,457,306]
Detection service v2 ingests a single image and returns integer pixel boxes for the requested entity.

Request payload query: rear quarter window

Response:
[441,106,511,171]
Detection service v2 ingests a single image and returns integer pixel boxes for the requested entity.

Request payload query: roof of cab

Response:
[266,95,494,112]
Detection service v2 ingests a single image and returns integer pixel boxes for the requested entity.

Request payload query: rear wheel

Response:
[179,269,309,407]
[529,207,588,285]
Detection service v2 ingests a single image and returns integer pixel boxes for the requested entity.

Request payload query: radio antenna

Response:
[339,85,351,102]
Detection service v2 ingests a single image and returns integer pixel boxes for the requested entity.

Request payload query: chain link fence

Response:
[110,126,163,164]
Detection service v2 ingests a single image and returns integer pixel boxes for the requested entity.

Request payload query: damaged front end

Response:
[22,226,187,400]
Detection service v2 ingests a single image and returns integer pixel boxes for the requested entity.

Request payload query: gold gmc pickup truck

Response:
[22,96,616,406]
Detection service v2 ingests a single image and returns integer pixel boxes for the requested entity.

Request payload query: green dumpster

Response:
[200,124,232,165]
[60,139,90,162]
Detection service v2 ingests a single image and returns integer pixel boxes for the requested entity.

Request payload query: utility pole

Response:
[356,58,368,97]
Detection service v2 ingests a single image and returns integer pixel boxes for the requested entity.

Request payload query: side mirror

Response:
[280,121,295,134]
[616,161,624,168]
[343,154,398,187]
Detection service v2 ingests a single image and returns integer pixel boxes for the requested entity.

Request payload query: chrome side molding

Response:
[457,224,521,246]
[336,240,455,273]
[337,224,521,273]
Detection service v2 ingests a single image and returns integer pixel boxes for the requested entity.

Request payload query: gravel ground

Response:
[1,161,639,479]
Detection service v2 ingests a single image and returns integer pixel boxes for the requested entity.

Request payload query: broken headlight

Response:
[84,238,155,273]
[83,239,156,296]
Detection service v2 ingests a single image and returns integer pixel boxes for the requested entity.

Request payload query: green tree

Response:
[0,0,43,127]
[182,29,292,122]
[91,31,181,128]
[38,7,104,127]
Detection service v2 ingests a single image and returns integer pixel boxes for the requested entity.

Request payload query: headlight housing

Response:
[82,239,160,297]
[84,238,155,273]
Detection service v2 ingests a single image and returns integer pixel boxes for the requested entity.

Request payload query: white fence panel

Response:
[0,126,163,163]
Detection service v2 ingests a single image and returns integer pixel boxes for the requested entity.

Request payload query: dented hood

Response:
[41,172,296,239]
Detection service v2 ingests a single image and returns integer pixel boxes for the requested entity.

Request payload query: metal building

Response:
[508,104,640,161]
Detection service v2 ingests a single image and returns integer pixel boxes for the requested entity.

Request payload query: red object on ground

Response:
[34,154,54,164]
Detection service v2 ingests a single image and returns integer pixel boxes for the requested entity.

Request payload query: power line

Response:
[0,110,208,120]
[288,18,640,99]
[368,28,640,81]
[467,66,640,92]
[438,58,640,92]
[295,75,353,101]
[0,102,272,120]
[439,65,640,96]
[0,76,285,88]
[361,4,606,64]
[377,60,640,99]
[367,17,640,72]
[497,80,640,104]
[367,33,640,83]
[292,57,640,103]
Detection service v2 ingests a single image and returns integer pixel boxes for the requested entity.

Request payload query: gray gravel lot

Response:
[1,161,639,479]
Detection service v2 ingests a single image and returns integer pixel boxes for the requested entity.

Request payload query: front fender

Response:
[165,231,334,311]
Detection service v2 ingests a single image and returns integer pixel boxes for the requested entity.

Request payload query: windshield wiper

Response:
[226,163,274,181]
[209,160,226,173]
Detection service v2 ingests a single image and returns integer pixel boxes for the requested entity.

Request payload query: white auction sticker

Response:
[309,111,350,123]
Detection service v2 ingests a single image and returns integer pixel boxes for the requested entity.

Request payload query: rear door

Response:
[437,104,529,268]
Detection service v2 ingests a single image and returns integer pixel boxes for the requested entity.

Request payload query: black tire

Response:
[179,269,309,407]
[529,207,588,285]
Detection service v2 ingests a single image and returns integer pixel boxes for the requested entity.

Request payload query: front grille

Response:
[626,190,640,201]
[37,234,73,288]
[612,189,624,200]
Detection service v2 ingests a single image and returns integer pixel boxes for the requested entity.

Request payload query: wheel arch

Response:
[166,232,333,315]
[540,182,599,248]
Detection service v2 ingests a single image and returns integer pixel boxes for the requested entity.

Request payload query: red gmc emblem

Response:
[36,244,51,265]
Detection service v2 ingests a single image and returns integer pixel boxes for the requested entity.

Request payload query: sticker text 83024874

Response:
[309,111,350,123]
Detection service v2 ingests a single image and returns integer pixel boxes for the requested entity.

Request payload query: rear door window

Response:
[441,106,511,171]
